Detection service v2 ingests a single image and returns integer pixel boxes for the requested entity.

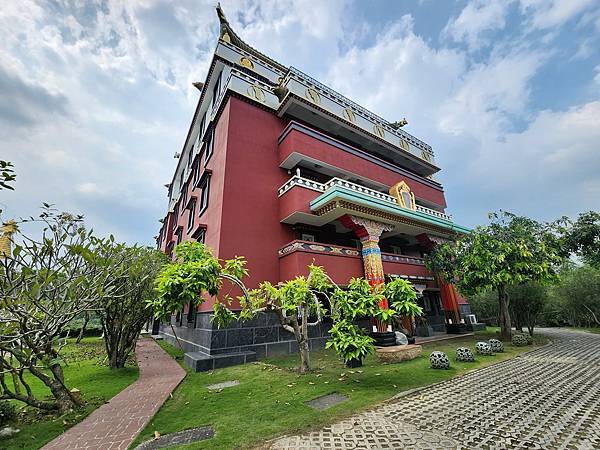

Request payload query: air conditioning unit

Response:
[465,314,477,325]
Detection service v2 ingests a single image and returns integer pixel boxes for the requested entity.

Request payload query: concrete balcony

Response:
[278,240,436,286]
[278,176,468,239]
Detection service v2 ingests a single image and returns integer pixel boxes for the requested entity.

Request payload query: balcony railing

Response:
[278,175,452,222]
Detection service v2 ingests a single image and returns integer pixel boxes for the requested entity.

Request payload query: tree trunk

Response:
[299,339,310,374]
[76,312,90,344]
[498,286,512,341]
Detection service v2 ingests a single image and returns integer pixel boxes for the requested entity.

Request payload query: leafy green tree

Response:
[230,264,332,373]
[0,160,16,191]
[548,264,600,327]
[152,241,248,348]
[564,211,600,268]
[509,282,547,336]
[101,246,167,369]
[0,208,129,413]
[426,211,563,341]
[326,278,421,365]
[469,290,499,325]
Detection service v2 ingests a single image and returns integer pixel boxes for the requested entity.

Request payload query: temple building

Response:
[155,6,472,372]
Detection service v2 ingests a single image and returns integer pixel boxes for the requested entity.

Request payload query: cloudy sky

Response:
[1,0,599,244]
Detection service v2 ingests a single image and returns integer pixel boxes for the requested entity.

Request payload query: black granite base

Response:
[446,323,468,334]
[371,331,397,347]
[159,311,331,372]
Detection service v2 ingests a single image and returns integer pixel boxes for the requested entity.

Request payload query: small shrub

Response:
[0,401,16,427]
[512,333,529,347]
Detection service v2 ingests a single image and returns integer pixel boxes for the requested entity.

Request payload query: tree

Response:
[0,160,16,191]
[548,264,600,328]
[426,211,563,341]
[326,277,421,365]
[564,211,600,268]
[152,241,249,348]
[236,265,333,373]
[509,282,547,336]
[0,207,128,413]
[100,246,167,369]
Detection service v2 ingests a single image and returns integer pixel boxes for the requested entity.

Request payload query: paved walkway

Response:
[43,338,186,450]
[271,329,600,449]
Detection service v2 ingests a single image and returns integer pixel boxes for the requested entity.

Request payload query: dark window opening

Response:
[198,173,211,216]
[187,200,196,231]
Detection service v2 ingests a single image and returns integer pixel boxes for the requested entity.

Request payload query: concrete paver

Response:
[271,329,600,449]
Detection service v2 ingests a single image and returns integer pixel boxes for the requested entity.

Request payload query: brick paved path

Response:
[43,338,186,450]
[271,329,600,449]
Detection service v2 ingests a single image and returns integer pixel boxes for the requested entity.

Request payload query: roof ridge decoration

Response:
[216,3,288,73]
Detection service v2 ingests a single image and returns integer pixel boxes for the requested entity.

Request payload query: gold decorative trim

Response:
[400,138,410,151]
[314,200,450,236]
[305,88,321,105]
[373,124,385,138]
[389,181,416,210]
[421,150,432,162]
[247,85,265,102]
[343,107,356,123]
[240,56,254,70]
[221,32,231,43]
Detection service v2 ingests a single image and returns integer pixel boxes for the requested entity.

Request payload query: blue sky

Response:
[1,0,599,244]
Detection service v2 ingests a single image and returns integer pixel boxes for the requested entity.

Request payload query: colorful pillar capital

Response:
[341,215,394,332]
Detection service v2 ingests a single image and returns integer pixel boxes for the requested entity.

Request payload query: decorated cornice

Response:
[212,6,437,168]
[278,240,361,258]
[283,67,435,159]
[278,175,453,222]
[278,240,429,269]
[216,4,287,73]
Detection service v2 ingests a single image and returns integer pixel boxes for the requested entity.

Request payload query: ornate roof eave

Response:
[216,4,288,74]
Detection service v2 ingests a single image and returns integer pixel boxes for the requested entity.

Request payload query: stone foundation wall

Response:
[159,311,332,360]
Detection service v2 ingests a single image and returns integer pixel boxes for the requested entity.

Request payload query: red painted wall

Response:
[161,96,448,312]
[207,97,295,311]
[279,250,364,284]
[279,185,318,220]
[279,128,447,208]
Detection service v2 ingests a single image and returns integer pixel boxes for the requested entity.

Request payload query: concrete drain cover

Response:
[206,380,240,390]
[305,393,348,410]
[135,426,214,449]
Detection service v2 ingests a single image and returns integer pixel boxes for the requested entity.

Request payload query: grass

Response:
[132,330,547,449]
[568,326,600,334]
[2,337,139,450]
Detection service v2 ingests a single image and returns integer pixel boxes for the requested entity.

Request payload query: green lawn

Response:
[2,338,139,450]
[133,331,546,449]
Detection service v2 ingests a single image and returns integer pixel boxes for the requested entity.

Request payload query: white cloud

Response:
[0,0,598,244]
[519,0,595,30]
[325,11,599,224]
[443,0,514,50]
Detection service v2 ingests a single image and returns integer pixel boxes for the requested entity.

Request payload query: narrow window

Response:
[181,183,188,213]
[198,112,206,139]
[204,130,214,163]
[212,72,222,110]
[187,200,195,231]
[198,173,211,216]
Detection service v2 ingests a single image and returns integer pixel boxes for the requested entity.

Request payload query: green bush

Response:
[0,401,16,427]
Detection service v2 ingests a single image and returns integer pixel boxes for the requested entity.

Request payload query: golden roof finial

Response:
[0,220,18,257]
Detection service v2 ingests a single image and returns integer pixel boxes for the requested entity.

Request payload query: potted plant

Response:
[326,319,375,367]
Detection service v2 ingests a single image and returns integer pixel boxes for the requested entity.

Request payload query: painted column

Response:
[340,215,394,332]
[415,233,462,325]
